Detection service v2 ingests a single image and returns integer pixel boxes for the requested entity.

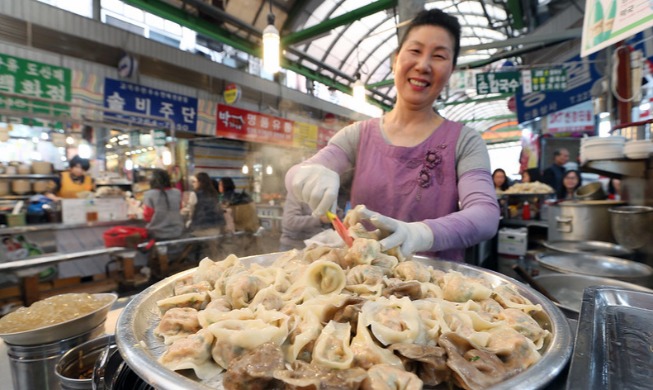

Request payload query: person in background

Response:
[542,148,569,195]
[521,167,542,183]
[279,192,331,251]
[182,172,225,260]
[218,177,238,206]
[607,178,622,200]
[557,169,582,200]
[51,155,94,199]
[142,169,184,240]
[492,168,511,192]
[285,9,500,261]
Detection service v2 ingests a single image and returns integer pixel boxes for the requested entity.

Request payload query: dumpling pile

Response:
[153,238,550,390]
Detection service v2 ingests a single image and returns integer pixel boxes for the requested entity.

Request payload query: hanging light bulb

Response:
[262,0,280,74]
[242,164,249,174]
[353,73,366,103]
[265,165,273,175]
[162,148,172,166]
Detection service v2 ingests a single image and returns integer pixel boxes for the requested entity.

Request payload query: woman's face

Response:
[191,176,199,190]
[218,181,224,193]
[563,172,579,190]
[522,171,531,183]
[70,164,84,177]
[393,25,455,110]
[493,171,506,188]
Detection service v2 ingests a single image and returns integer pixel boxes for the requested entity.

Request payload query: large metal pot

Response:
[548,200,626,242]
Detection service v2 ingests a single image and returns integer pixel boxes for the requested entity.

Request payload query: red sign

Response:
[216,104,294,147]
[317,126,338,149]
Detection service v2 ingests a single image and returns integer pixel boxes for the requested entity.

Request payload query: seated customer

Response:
[183,172,225,260]
[279,192,331,251]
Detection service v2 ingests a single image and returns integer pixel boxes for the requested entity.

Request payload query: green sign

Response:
[475,72,521,95]
[0,53,72,120]
[529,68,567,92]
[153,130,166,146]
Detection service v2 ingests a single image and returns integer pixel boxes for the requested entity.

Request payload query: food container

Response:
[548,200,625,242]
[0,181,9,196]
[609,205,653,250]
[11,180,31,195]
[55,334,115,390]
[31,161,52,175]
[567,286,653,389]
[32,181,49,193]
[6,213,26,227]
[16,164,31,175]
[115,253,573,390]
[574,182,606,200]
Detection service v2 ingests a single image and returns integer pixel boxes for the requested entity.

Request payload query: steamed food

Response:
[153,238,551,389]
[0,293,114,334]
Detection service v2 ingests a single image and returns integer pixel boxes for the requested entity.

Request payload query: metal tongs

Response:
[326,210,353,247]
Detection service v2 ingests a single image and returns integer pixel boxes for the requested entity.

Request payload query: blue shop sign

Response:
[103,78,198,132]
[515,52,603,124]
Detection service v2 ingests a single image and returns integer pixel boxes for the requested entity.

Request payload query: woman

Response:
[286,9,500,261]
[142,169,184,240]
[492,168,511,192]
[557,170,582,200]
[218,177,237,206]
[53,155,94,199]
[280,192,331,251]
[183,172,225,259]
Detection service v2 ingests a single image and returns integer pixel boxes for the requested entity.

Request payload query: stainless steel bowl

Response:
[116,253,573,390]
[574,182,606,201]
[0,293,117,345]
[609,205,653,250]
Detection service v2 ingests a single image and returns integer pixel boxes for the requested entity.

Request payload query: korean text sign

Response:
[0,53,71,116]
[216,104,293,147]
[103,78,198,132]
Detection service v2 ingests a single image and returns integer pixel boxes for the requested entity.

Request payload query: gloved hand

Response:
[291,164,340,217]
[359,206,434,258]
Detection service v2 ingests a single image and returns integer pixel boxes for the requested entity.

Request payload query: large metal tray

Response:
[566,286,653,389]
[533,274,653,313]
[542,240,634,258]
[535,252,653,286]
[115,253,573,390]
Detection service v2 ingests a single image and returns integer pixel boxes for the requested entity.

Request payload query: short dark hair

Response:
[398,8,462,67]
[219,177,235,193]
[69,155,90,171]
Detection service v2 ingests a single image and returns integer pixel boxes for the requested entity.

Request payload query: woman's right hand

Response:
[291,164,340,217]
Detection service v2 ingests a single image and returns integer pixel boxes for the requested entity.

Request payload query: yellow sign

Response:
[223,83,240,105]
[293,122,318,149]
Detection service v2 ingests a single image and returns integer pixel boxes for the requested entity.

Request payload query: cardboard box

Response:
[498,227,528,256]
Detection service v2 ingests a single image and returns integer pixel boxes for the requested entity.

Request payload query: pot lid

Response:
[543,241,634,258]
[535,252,653,279]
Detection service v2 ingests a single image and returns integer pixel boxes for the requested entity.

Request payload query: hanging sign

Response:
[103,78,198,132]
[293,122,318,149]
[515,52,603,123]
[526,68,567,93]
[223,83,241,105]
[546,101,595,135]
[0,53,71,120]
[581,0,653,57]
[317,126,338,149]
[475,71,521,94]
[216,104,294,147]
[153,130,167,146]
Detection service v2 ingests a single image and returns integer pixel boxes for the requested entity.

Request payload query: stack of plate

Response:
[623,139,653,159]
[580,136,626,163]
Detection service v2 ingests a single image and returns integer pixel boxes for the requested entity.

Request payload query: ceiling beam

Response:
[460,27,582,53]
[282,0,397,46]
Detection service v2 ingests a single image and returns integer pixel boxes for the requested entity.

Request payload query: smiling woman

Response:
[286,8,500,262]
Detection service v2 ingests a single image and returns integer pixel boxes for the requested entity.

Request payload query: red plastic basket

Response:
[103,226,149,248]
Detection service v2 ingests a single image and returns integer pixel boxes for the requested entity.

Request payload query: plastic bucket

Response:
[5,323,104,390]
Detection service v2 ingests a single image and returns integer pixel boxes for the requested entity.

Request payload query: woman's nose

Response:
[414,54,431,72]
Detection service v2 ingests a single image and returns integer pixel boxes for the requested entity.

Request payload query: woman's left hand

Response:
[358,206,434,258]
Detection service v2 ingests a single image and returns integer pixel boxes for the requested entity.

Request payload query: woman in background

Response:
[142,169,184,240]
[557,169,582,200]
[52,155,94,199]
[492,168,511,192]
[183,172,225,260]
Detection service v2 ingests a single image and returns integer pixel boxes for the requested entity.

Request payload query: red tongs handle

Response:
[326,210,353,247]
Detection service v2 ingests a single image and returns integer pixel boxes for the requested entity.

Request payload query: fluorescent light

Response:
[353,79,366,103]
[263,23,280,74]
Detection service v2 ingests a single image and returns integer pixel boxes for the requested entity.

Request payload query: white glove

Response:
[359,206,434,258]
[291,164,340,217]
